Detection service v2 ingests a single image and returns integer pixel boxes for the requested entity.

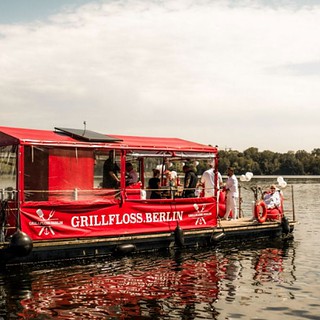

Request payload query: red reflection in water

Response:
[253,248,284,283]
[17,248,287,319]
[19,257,222,319]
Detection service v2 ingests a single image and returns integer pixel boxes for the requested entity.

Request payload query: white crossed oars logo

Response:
[193,203,207,225]
[36,209,55,236]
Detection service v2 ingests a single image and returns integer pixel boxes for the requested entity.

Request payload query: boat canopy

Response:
[0,126,217,155]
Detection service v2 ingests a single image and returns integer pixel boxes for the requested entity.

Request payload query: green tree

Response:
[217,147,319,175]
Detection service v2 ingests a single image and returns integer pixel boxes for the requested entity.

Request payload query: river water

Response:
[1,178,320,320]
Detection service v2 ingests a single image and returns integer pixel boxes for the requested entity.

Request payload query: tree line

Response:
[216,147,320,175]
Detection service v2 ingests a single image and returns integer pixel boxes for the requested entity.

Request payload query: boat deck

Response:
[216,216,291,231]
[219,217,267,227]
[209,216,296,242]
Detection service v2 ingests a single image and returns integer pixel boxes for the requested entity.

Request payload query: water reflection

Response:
[3,178,319,319]
[0,271,33,319]
[0,240,296,320]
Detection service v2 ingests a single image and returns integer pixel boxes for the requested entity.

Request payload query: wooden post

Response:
[238,185,242,218]
[291,184,296,221]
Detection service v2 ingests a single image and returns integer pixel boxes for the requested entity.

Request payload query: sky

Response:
[0,0,319,153]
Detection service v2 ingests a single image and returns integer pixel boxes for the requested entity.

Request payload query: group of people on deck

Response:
[200,165,282,221]
[148,162,241,221]
[102,152,239,215]
[148,167,179,199]
[102,151,139,189]
[102,152,280,220]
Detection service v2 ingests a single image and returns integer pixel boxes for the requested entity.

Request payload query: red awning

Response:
[0,126,217,153]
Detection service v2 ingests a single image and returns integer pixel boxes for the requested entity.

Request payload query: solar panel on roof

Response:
[54,127,122,143]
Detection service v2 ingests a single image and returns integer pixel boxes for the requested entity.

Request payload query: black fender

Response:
[281,216,290,235]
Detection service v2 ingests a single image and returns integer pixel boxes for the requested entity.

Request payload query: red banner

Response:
[20,198,217,240]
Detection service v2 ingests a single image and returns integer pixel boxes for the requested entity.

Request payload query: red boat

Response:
[0,126,295,266]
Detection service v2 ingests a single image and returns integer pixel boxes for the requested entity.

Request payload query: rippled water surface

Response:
[1,179,320,320]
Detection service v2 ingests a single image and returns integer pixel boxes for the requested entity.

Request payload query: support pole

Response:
[291,185,296,221]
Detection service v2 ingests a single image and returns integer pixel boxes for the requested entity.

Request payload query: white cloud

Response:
[0,0,319,152]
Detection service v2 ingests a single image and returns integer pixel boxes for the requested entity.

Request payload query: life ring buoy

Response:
[255,201,267,223]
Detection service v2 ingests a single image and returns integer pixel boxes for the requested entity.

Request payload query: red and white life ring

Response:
[255,201,267,223]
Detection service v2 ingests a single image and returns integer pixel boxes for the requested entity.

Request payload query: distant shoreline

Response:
[248,175,320,179]
[221,175,320,182]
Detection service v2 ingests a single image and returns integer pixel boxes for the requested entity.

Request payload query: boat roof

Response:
[0,126,217,153]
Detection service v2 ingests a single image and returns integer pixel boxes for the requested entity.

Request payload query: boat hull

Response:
[1,218,295,266]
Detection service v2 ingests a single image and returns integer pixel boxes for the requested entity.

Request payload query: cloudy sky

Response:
[0,0,319,152]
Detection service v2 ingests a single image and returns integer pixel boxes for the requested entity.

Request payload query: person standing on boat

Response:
[102,151,120,188]
[182,164,198,198]
[148,169,162,199]
[223,167,239,220]
[163,169,178,198]
[200,162,223,197]
[125,162,139,186]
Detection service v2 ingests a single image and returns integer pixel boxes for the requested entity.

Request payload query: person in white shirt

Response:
[200,163,222,197]
[223,167,239,220]
[165,170,178,187]
[263,185,281,209]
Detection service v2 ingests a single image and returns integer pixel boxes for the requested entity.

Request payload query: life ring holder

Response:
[255,200,267,223]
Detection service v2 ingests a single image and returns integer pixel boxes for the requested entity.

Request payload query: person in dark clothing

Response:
[102,151,120,188]
[148,169,161,199]
[182,164,198,198]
